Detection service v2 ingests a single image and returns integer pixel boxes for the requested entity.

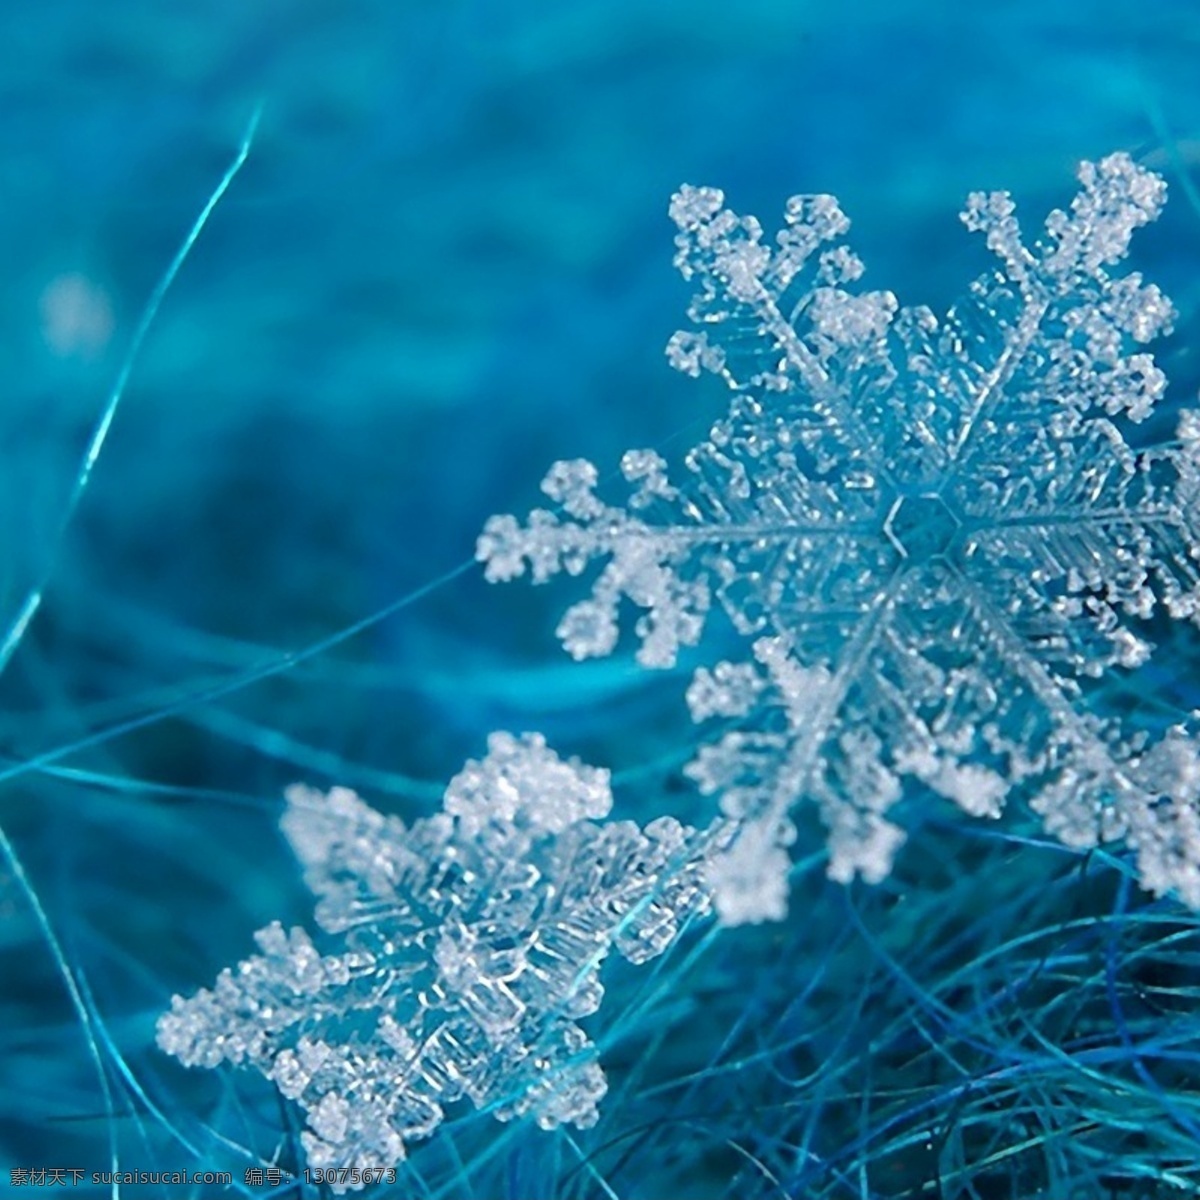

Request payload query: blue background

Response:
[2,1,1200,1195]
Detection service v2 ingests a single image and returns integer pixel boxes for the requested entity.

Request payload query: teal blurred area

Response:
[2,1,1200,1194]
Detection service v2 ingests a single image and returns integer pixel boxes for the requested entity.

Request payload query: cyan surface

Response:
[1,1,1199,1193]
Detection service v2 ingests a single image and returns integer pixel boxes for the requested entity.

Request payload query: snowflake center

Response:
[882,493,962,562]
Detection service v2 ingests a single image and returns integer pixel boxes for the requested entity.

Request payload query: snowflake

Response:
[156,733,716,1189]
[478,153,1200,924]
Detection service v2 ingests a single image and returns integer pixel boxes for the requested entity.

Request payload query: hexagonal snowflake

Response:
[479,153,1200,923]
[157,734,716,1186]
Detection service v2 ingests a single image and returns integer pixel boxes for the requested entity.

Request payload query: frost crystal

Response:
[479,153,1200,924]
[156,733,715,1189]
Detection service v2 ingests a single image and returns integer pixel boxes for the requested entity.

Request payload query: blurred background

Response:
[2,1,1200,1195]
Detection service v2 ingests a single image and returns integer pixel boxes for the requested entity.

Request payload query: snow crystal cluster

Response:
[480,153,1200,924]
[160,154,1200,1187]
[157,733,716,1190]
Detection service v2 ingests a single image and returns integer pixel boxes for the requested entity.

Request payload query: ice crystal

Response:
[479,153,1200,924]
[156,733,715,1189]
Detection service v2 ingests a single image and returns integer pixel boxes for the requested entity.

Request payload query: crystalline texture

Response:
[882,493,961,561]
[480,153,1200,924]
[157,733,717,1189]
